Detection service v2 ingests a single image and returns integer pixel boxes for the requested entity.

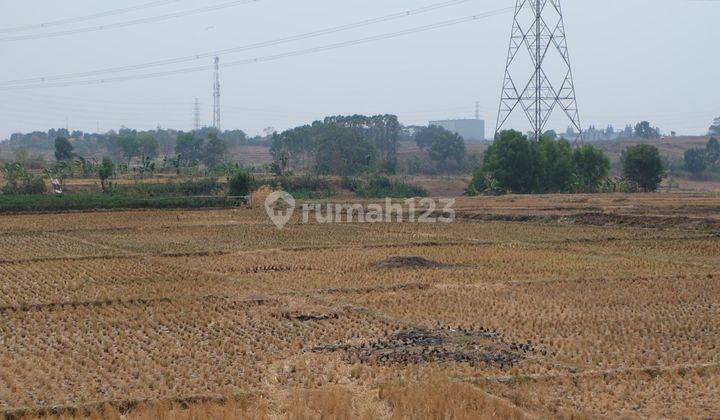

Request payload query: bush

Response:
[0,193,245,213]
[269,175,334,199]
[114,178,223,196]
[467,169,503,196]
[228,171,254,197]
[355,176,427,198]
[1,162,46,195]
[340,177,360,192]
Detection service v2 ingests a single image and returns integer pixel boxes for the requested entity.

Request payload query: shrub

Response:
[269,175,334,199]
[1,162,46,195]
[98,157,115,192]
[467,169,503,196]
[228,170,254,197]
[115,178,223,196]
[340,177,360,192]
[355,176,427,198]
[0,193,245,213]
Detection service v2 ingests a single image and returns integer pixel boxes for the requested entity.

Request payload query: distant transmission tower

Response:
[475,102,480,120]
[495,0,581,141]
[193,98,201,130]
[212,56,221,130]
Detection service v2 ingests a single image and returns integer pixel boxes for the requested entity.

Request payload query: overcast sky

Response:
[0,0,717,140]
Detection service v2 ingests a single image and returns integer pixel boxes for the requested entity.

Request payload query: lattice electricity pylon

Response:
[213,56,221,130]
[495,0,581,141]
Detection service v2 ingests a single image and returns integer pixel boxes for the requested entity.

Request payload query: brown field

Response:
[1,193,719,419]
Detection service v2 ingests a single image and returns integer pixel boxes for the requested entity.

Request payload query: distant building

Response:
[429,119,485,141]
[573,124,634,141]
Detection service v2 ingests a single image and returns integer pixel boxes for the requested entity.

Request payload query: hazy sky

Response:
[0,0,717,140]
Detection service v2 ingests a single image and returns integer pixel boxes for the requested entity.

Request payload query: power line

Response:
[0,0,478,86]
[0,0,262,42]
[0,0,181,34]
[0,8,513,91]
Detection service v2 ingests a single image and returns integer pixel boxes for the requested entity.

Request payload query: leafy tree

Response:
[54,136,74,161]
[684,148,707,177]
[137,132,159,158]
[98,157,115,192]
[709,117,720,136]
[227,170,254,196]
[572,145,611,192]
[537,136,573,193]
[221,129,248,146]
[203,134,227,168]
[482,130,542,193]
[542,130,558,141]
[175,133,205,164]
[429,132,465,169]
[706,137,720,168]
[622,144,665,192]
[414,125,443,150]
[413,126,466,171]
[270,125,314,171]
[117,132,141,163]
[314,124,376,176]
[324,114,400,171]
[634,121,660,139]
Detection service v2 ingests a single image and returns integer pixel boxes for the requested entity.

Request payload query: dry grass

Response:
[1,193,720,418]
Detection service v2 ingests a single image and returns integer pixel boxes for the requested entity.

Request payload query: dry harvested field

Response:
[1,193,719,419]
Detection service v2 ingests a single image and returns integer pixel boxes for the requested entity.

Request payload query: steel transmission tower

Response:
[212,56,221,130]
[193,98,201,130]
[495,0,581,141]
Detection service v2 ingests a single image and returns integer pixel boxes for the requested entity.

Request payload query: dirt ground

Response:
[1,193,719,419]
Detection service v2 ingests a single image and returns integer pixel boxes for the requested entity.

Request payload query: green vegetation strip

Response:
[0,193,247,213]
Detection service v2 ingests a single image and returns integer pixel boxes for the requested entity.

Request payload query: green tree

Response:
[175,133,205,164]
[706,137,720,169]
[684,148,707,178]
[137,132,159,159]
[117,132,140,163]
[482,130,542,194]
[98,157,115,192]
[422,127,466,171]
[537,136,573,193]
[314,124,376,176]
[572,145,611,192]
[324,114,399,172]
[203,134,227,168]
[634,121,660,139]
[622,144,665,192]
[54,136,74,161]
[414,125,445,150]
[542,130,558,141]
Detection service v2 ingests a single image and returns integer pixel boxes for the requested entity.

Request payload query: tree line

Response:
[468,130,666,194]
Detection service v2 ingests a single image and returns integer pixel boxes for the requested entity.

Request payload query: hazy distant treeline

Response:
[2,127,250,163]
